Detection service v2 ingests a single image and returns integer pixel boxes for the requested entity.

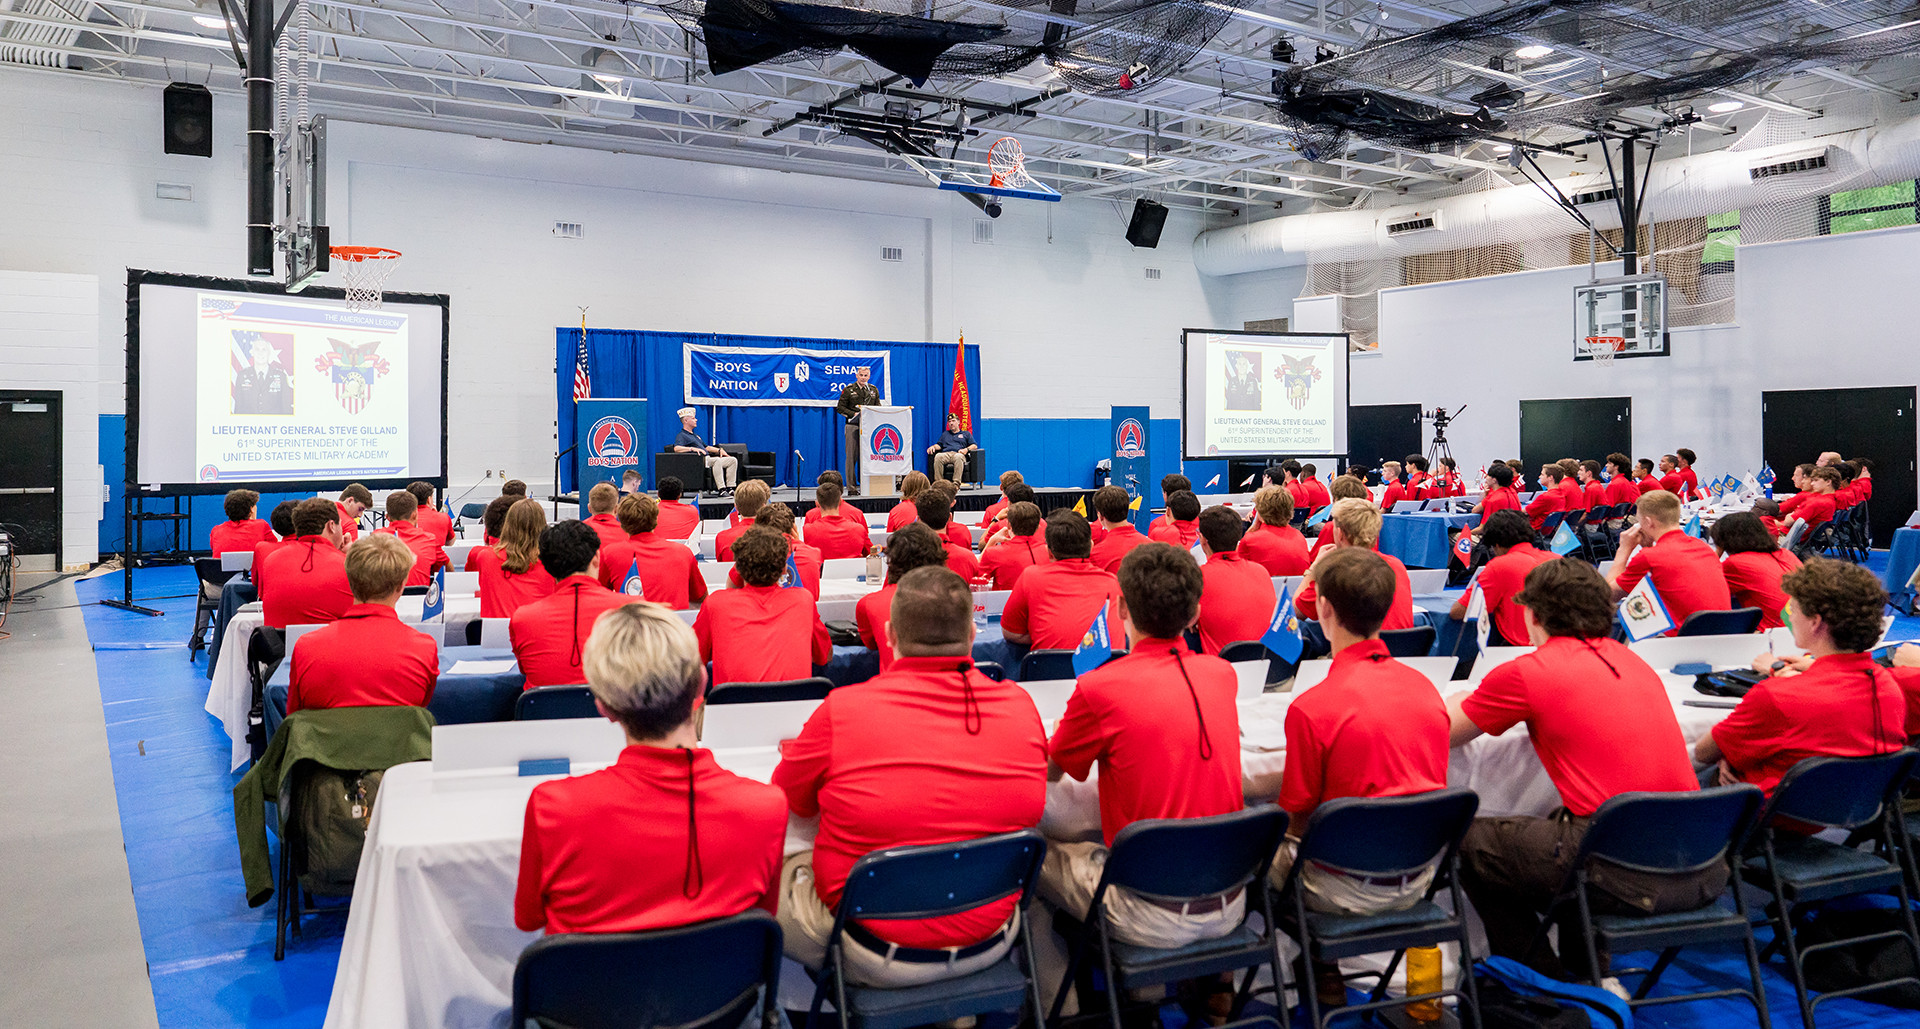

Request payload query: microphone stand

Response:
[552,442,579,520]
[793,450,805,506]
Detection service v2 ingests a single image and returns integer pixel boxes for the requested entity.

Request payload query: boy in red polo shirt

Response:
[1239,487,1311,577]
[976,470,1024,528]
[1449,510,1552,647]
[1606,490,1732,635]
[287,533,438,713]
[1673,448,1701,499]
[1292,500,1414,631]
[775,566,1047,986]
[1699,558,1906,793]
[1789,466,1843,533]
[408,481,455,545]
[1523,466,1566,534]
[1433,457,1466,497]
[1576,460,1607,512]
[855,524,950,671]
[374,490,448,588]
[260,498,354,630]
[1378,461,1408,510]
[509,520,638,688]
[1194,506,1277,654]
[1089,485,1146,573]
[1299,463,1333,511]
[248,500,299,601]
[1472,463,1522,530]
[1601,453,1638,532]
[1145,473,1192,538]
[886,472,930,533]
[1710,512,1799,630]
[1449,558,1710,977]
[911,490,981,580]
[1148,490,1202,548]
[1402,455,1432,501]
[654,477,701,540]
[696,527,831,685]
[727,504,823,597]
[716,480,770,561]
[581,482,627,549]
[517,604,787,934]
[802,472,849,527]
[1656,454,1683,495]
[1002,510,1120,652]
[210,489,276,556]
[1269,548,1448,1008]
[978,501,1051,591]
[803,481,873,559]
[596,493,707,609]
[334,484,371,542]
[1634,459,1663,496]
[1042,543,1244,948]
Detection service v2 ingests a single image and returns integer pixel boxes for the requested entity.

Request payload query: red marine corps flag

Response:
[948,335,972,432]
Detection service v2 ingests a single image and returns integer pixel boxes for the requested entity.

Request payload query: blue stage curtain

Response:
[556,330,981,491]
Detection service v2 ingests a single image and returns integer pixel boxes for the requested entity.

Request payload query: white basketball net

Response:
[1584,335,1623,366]
[333,248,402,311]
[987,137,1037,189]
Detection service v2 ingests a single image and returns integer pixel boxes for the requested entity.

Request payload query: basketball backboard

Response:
[279,115,330,291]
[896,151,1062,203]
[1574,274,1667,361]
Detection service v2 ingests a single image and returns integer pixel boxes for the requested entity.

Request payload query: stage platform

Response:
[550,486,1092,520]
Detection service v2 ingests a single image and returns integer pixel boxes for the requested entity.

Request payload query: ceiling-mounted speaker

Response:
[1125,198,1168,249]
[163,82,213,157]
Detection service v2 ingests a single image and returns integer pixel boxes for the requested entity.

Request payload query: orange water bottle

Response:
[1406,945,1442,1021]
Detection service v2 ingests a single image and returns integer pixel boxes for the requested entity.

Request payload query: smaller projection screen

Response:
[1181,329,1350,459]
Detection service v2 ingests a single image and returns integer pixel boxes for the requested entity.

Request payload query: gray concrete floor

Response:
[0,572,160,1027]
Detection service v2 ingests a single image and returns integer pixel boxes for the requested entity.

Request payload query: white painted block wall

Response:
[0,271,101,568]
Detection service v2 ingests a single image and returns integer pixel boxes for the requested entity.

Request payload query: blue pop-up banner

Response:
[575,398,648,517]
[683,343,892,407]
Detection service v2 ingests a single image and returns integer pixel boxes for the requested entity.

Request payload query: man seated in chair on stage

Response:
[802,480,873,559]
[1041,543,1245,949]
[773,565,1047,987]
[374,489,448,588]
[510,520,637,689]
[1001,510,1120,653]
[1261,547,1450,1008]
[653,476,702,541]
[286,533,438,713]
[516,603,786,934]
[261,498,354,630]
[928,413,978,483]
[1448,558,1711,979]
[672,406,738,493]
[596,493,707,610]
[696,527,831,685]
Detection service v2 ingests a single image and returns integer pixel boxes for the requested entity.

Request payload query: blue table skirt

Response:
[266,645,526,736]
[1379,513,1476,569]
[1884,527,1920,599]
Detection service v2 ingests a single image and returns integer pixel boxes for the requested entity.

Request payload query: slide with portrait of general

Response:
[1182,330,1349,458]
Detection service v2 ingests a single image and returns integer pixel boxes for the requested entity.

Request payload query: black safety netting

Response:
[1271,0,1920,156]
[652,0,1247,95]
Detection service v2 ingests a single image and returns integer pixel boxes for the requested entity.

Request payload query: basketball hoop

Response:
[1584,335,1625,365]
[330,246,402,311]
[987,137,1037,190]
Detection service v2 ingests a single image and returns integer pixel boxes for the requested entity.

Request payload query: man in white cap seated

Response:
[672,406,738,493]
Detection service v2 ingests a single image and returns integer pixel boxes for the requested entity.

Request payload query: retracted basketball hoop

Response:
[330,246,402,311]
[986,137,1037,191]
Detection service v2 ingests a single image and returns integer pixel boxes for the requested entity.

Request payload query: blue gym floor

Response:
[78,561,1920,1028]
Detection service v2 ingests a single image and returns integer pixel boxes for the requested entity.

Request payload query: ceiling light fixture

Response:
[1708,100,1745,113]
[192,14,228,29]
[1514,45,1553,60]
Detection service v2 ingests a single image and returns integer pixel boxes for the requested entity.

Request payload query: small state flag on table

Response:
[620,558,644,597]
[1549,521,1581,556]
[1072,608,1112,677]
[1452,529,1476,566]
[1619,577,1674,641]
[1307,505,1332,529]
[780,554,804,589]
[1464,577,1491,651]
[422,569,446,622]
[1263,585,1305,664]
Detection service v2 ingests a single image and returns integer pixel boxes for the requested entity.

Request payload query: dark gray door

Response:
[0,390,62,560]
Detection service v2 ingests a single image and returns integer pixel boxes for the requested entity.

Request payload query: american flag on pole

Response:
[572,333,591,402]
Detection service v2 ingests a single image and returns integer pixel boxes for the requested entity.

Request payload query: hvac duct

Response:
[1191,111,1920,277]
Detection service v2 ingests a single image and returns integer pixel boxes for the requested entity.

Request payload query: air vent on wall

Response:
[1750,147,1832,180]
[1144,267,1162,280]
[155,182,193,201]
[1384,212,1442,236]
[880,246,903,262]
[972,220,993,243]
[552,221,584,238]
[1569,187,1618,206]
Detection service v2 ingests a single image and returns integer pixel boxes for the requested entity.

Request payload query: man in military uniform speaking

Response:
[835,364,880,495]
[233,334,293,415]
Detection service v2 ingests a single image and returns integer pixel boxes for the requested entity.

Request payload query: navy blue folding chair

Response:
[806,829,1047,1029]
[1050,807,1292,1029]
[973,661,1007,682]
[1744,749,1920,1028]
[1540,785,1770,1025]
[514,685,598,720]
[1019,649,1080,681]
[1272,789,1481,1029]
[708,677,833,704]
[1676,608,1764,637]
[1562,509,1596,562]
[1379,625,1437,658]
[513,909,784,1029]
[1537,511,1566,541]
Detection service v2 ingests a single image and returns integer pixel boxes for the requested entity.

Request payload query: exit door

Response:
[0,390,62,566]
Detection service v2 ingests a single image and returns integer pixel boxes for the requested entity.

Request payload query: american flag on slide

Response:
[203,298,241,319]
[572,334,591,402]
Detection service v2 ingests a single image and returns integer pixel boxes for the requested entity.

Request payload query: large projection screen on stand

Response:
[1181,328,1351,459]
[126,270,449,493]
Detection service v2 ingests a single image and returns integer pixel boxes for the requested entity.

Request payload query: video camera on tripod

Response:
[1420,404,1467,467]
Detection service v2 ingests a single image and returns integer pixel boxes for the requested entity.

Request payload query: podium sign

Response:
[1110,405,1150,529]
[576,398,648,517]
[862,405,913,495]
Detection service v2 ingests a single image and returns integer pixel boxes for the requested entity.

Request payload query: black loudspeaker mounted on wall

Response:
[1125,198,1168,249]
[163,83,214,157]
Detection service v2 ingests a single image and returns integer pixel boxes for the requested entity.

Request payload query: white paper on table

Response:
[447,658,516,674]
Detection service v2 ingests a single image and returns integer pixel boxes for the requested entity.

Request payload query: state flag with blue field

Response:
[1549,521,1581,556]
[1306,505,1332,529]
[1684,512,1703,538]
[780,554,804,589]
[1072,608,1112,677]
[421,568,445,622]
[1262,585,1305,664]
[620,558,644,597]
